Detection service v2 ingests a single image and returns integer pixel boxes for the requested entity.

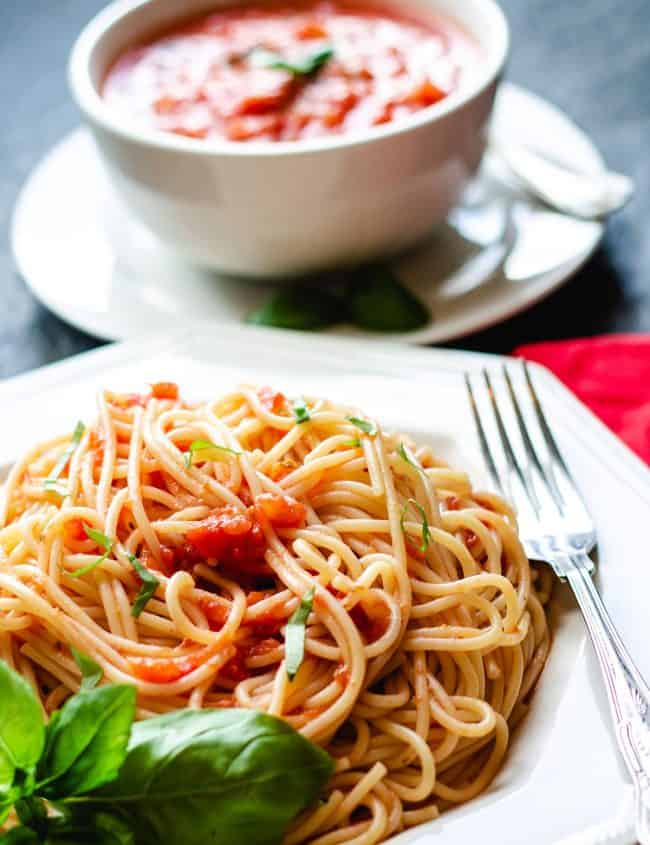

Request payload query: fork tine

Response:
[503,366,565,512]
[464,374,505,495]
[523,361,574,480]
[482,369,541,514]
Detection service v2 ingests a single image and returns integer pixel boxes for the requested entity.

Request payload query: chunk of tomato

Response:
[151,382,180,400]
[256,493,307,528]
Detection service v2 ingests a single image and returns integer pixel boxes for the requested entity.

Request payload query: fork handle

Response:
[561,552,650,844]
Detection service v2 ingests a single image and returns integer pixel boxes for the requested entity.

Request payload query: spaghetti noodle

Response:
[0,383,552,844]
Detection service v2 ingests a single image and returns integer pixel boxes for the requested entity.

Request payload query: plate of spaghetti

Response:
[0,373,556,845]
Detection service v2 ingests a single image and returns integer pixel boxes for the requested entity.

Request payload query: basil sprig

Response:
[184,439,240,470]
[250,45,334,76]
[67,526,113,578]
[400,498,431,552]
[127,555,160,618]
[44,421,85,494]
[246,265,430,334]
[285,588,315,680]
[0,661,333,845]
[292,398,311,424]
[71,648,104,692]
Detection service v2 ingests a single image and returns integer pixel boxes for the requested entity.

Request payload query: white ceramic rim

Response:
[68,0,510,158]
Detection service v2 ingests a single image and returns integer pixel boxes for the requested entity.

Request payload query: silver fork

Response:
[465,363,650,844]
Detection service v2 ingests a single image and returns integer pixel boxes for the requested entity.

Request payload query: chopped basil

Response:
[285,588,315,680]
[44,422,85,490]
[67,526,113,578]
[346,416,377,436]
[246,287,343,331]
[44,480,69,498]
[185,439,241,470]
[347,266,430,333]
[398,442,425,474]
[71,648,103,692]
[250,45,334,76]
[343,437,361,448]
[400,498,431,552]
[128,555,160,618]
[292,398,311,424]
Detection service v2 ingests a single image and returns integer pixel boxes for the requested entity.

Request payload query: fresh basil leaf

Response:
[44,421,85,489]
[400,498,431,552]
[127,556,160,618]
[0,661,45,801]
[347,266,430,332]
[246,287,343,331]
[184,440,240,470]
[0,827,39,844]
[36,685,135,799]
[292,398,311,425]
[71,648,103,692]
[250,45,334,76]
[79,708,333,845]
[285,588,315,681]
[67,526,113,578]
[345,416,377,436]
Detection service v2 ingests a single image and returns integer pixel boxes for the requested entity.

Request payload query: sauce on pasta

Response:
[0,384,551,844]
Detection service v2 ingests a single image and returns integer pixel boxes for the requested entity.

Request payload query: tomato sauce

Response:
[186,495,306,572]
[103,1,478,143]
[131,650,205,683]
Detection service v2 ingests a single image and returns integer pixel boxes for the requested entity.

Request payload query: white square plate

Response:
[2,325,649,845]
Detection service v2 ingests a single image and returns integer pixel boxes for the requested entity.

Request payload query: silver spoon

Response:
[490,138,634,220]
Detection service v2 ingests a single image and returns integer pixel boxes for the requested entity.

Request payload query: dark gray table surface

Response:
[1,0,648,379]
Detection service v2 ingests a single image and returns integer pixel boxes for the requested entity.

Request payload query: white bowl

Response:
[69,0,509,277]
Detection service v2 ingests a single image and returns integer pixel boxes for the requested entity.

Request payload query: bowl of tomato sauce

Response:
[69,0,508,277]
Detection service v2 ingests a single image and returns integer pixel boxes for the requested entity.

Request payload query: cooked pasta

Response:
[0,383,552,844]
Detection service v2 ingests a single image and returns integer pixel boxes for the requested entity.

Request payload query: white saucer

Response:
[11,83,604,345]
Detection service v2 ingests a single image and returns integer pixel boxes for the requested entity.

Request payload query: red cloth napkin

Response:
[513,335,650,464]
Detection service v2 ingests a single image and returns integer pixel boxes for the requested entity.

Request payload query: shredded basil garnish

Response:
[127,555,160,618]
[292,398,311,424]
[346,416,377,436]
[398,442,425,474]
[185,439,241,470]
[44,421,85,490]
[67,526,113,578]
[44,480,69,498]
[285,588,315,680]
[71,647,103,691]
[343,437,361,448]
[400,499,431,552]
[250,45,334,76]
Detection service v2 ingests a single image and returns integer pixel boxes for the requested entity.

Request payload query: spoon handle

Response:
[491,138,634,220]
